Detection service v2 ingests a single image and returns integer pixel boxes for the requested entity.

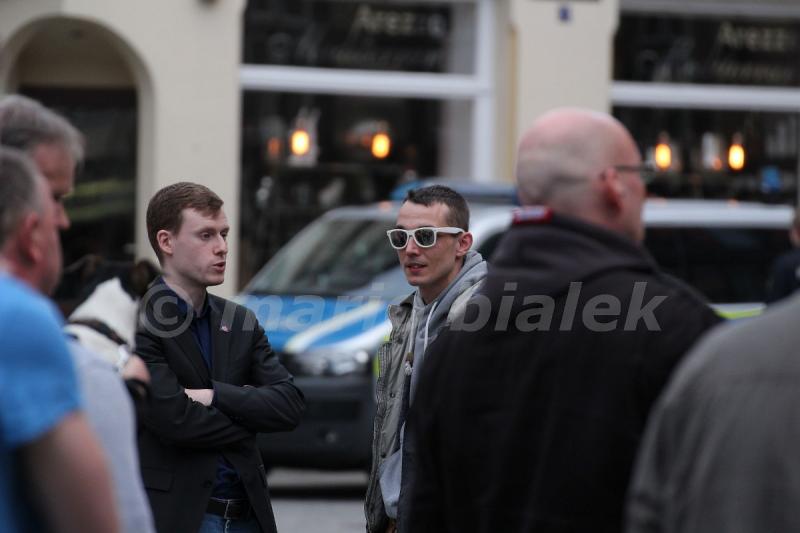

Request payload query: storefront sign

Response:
[615,15,800,86]
[245,1,453,72]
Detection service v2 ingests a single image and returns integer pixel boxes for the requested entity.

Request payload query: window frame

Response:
[240,0,497,182]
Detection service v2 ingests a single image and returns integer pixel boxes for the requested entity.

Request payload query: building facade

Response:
[614,0,800,205]
[4,0,794,294]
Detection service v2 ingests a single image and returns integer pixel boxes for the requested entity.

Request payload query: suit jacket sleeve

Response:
[211,309,305,434]
[136,328,254,449]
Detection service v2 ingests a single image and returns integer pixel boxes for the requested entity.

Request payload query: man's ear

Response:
[456,231,473,258]
[600,168,625,211]
[156,229,173,258]
[9,212,44,265]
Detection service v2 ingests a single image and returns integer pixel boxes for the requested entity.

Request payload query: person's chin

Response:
[404,274,426,287]
[205,274,225,286]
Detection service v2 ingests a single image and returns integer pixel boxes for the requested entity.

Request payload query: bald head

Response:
[515,108,646,242]
[516,108,638,204]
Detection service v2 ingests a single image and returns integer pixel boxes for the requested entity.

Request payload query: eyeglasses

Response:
[386,227,465,249]
[614,164,657,184]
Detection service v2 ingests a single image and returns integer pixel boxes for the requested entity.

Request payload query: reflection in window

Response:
[614,107,799,203]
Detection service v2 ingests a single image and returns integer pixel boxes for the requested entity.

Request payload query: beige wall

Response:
[0,0,245,296]
[509,0,619,148]
[493,0,515,183]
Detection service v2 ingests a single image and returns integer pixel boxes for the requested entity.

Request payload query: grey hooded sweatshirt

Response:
[376,250,487,527]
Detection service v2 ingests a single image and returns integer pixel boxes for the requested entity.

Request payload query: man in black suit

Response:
[136,182,305,533]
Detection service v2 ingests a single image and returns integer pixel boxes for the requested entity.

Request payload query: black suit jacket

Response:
[135,283,305,533]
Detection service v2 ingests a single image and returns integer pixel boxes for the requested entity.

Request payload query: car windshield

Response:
[246,215,410,299]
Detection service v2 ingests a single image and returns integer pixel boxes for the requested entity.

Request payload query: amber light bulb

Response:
[371,133,391,159]
[728,133,745,171]
[290,129,310,156]
[654,132,672,170]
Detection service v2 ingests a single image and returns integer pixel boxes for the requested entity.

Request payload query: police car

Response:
[238,195,792,469]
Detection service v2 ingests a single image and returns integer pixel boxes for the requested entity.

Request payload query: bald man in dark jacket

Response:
[403,109,720,533]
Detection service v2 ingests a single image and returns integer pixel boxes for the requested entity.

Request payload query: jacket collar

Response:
[158,276,219,319]
[146,278,232,383]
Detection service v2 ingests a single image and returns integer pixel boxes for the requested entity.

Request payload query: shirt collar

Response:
[159,277,215,319]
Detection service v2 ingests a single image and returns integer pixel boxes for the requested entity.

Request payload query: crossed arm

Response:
[210,325,306,434]
[136,311,304,449]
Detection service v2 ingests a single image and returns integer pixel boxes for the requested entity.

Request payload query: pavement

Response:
[269,469,368,532]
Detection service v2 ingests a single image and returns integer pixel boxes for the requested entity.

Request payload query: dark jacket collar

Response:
[145,277,231,383]
[157,276,219,319]
[491,212,658,297]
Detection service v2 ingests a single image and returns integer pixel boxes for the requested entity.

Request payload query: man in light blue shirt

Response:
[1,94,154,533]
[0,274,83,530]
[0,147,119,532]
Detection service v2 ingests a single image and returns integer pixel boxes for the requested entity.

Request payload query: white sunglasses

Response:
[386,227,465,249]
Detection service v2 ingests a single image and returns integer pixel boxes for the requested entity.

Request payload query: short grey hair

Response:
[0,95,84,162]
[0,147,44,249]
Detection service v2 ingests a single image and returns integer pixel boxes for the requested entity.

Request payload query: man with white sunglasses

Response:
[365,185,488,533]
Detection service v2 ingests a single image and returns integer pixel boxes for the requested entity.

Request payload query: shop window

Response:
[239,91,470,281]
[240,0,492,285]
[614,106,799,203]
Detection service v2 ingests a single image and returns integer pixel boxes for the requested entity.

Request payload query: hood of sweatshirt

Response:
[409,249,487,397]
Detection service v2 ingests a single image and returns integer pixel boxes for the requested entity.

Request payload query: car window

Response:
[474,224,790,304]
[246,209,791,306]
[246,216,407,298]
[645,227,790,303]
